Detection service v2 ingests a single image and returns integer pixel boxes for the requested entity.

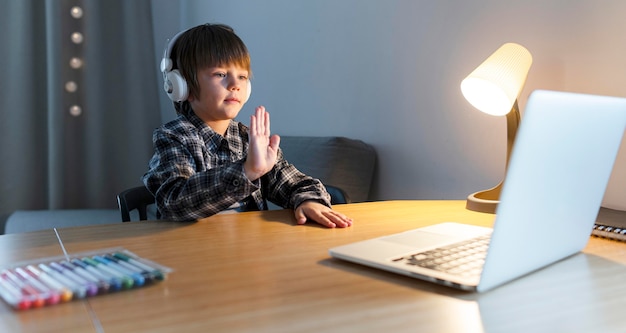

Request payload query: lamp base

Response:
[465,181,503,214]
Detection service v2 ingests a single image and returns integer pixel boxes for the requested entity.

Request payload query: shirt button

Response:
[232,179,240,187]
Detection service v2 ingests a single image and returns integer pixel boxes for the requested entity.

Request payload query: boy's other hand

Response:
[295,201,353,228]
[245,106,280,181]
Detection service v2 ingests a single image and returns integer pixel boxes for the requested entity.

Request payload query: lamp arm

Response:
[505,100,521,169]
[466,100,521,214]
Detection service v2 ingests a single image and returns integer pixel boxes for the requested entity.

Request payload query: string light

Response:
[70,32,83,44]
[70,6,83,19]
[69,105,82,116]
[69,57,83,69]
[67,4,84,117]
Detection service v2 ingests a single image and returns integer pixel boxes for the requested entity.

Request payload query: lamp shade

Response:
[461,43,532,116]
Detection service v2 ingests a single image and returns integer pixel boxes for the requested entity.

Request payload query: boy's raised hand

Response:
[244,106,280,181]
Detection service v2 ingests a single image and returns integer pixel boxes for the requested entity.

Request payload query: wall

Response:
[151,0,626,209]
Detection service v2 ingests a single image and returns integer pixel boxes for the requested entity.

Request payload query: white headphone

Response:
[160,27,252,103]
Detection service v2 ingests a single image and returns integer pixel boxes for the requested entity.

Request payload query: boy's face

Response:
[188,65,250,126]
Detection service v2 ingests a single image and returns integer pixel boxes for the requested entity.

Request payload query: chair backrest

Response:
[117,186,158,222]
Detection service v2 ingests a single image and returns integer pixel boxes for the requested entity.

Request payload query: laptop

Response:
[329,90,626,292]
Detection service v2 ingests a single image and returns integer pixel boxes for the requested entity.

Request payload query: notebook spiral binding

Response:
[592,207,626,242]
[592,224,626,242]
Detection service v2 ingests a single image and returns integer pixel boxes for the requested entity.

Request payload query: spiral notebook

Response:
[329,90,626,292]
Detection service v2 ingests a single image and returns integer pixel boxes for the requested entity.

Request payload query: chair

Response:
[117,186,159,222]
[117,184,349,222]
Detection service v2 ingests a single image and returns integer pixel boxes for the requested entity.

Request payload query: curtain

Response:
[0,0,162,217]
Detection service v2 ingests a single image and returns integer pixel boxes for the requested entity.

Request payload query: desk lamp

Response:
[461,42,532,213]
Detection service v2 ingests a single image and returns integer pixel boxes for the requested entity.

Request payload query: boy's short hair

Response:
[171,23,251,113]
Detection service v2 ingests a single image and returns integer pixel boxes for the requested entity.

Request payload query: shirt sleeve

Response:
[263,149,332,209]
[142,126,259,221]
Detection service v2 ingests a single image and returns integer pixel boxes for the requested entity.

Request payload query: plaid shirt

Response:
[142,110,330,221]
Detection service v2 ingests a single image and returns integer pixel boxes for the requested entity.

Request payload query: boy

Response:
[142,23,352,228]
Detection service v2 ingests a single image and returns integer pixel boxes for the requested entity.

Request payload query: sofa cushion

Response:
[4,209,122,234]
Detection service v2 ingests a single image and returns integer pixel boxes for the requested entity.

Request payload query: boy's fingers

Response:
[294,208,307,225]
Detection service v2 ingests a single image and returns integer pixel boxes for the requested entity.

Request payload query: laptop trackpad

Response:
[380,223,491,249]
[381,230,458,249]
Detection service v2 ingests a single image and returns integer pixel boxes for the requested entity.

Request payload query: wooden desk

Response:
[1,200,626,332]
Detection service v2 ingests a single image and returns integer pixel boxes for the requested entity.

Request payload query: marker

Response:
[2,270,49,308]
[82,257,133,289]
[24,265,73,302]
[38,263,86,299]
[0,273,31,310]
[49,262,98,297]
[112,252,165,280]
[71,259,122,292]
[13,267,60,306]
[104,254,156,283]
[93,255,145,287]
[61,260,110,294]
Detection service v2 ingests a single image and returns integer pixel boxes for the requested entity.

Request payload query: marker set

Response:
[0,248,171,311]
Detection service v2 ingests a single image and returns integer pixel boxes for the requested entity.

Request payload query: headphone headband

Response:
[160,29,187,74]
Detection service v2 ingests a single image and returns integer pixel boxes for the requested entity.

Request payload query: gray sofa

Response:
[1,136,376,234]
[279,136,376,203]
[3,209,122,234]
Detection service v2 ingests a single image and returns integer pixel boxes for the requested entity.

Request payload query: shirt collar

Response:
[184,110,239,152]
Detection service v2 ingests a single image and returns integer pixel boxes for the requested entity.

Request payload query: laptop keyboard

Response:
[393,235,491,278]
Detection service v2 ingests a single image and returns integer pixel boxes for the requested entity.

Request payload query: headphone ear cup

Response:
[164,69,188,102]
[244,80,252,103]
